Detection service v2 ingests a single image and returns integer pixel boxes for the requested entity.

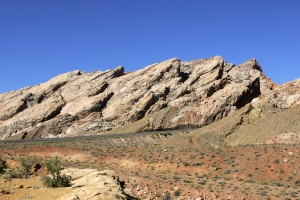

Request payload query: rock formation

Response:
[191,76,300,147]
[0,55,294,140]
[58,168,134,200]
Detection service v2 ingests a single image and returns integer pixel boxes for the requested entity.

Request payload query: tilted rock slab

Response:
[0,56,276,139]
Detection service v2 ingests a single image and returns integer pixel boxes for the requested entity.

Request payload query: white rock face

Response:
[0,56,285,139]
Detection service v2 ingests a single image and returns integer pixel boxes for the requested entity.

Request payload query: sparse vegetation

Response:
[0,156,7,174]
[19,156,38,178]
[174,189,180,197]
[42,156,71,188]
[273,159,280,164]
[164,191,171,200]
[0,133,299,199]
[3,170,22,180]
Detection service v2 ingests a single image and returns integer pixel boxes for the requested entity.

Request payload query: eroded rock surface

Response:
[0,56,288,139]
[255,78,300,110]
[58,168,133,200]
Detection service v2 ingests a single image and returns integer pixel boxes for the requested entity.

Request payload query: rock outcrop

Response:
[255,78,300,110]
[191,77,300,147]
[58,168,134,200]
[0,56,286,139]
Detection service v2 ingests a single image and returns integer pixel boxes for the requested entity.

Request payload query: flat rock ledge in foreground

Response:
[58,168,134,200]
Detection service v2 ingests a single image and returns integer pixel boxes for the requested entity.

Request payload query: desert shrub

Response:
[198,180,207,185]
[163,191,171,200]
[19,156,38,178]
[42,174,71,188]
[42,156,71,188]
[5,170,23,179]
[2,170,23,183]
[273,159,280,164]
[174,189,180,197]
[0,156,7,174]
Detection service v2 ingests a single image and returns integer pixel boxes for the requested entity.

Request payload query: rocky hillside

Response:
[0,56,293,140]
[192,78,300,147]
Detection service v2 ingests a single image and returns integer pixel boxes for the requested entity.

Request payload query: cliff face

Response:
[0,56,290,140]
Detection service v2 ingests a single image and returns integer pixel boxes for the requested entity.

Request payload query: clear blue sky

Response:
[1,0,299,94]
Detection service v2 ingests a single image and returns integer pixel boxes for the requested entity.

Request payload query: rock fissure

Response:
[235,78,261,109]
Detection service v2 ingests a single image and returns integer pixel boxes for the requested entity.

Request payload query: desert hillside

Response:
[0,56,300,200]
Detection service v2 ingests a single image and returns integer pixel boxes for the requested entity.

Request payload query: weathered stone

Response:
[288,152,294,157]
[58,168,131,200]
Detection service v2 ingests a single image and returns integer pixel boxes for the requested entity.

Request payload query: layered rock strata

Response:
[0,56,281,139]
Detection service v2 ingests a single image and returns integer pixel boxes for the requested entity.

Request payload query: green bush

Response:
[174,189,180,197]
[5,170,23,179]
[2,170,23,182]
[42,174,71,188]
[163,191,171,200]
[42,156,71,188]
[19,156,37,178]
[0,157,7,174]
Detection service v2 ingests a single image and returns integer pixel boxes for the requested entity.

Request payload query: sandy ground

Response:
[0,138,299,200]
[0,177,72,200]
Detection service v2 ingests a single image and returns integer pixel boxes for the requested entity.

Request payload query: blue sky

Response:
[0,0,299,94]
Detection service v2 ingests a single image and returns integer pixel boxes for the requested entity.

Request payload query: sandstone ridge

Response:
[0,56,292,140]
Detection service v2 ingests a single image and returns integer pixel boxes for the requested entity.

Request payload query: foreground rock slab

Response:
[58,168,134,200]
